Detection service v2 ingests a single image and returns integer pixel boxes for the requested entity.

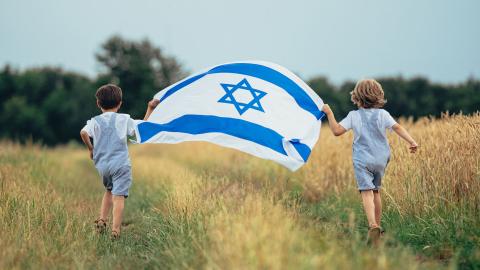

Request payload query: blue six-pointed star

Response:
[218,78,267,115]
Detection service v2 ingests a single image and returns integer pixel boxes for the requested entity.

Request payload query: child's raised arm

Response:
[143,99,160,120]
[392,123,418,153]
[322,104,347,136]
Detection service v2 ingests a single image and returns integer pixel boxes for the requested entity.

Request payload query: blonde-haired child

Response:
[322,79,418,245]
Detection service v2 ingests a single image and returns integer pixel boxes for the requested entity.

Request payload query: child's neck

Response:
[101,108,119,113]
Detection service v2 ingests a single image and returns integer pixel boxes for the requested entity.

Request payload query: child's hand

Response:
[144,99,161,120]
[322,104,333,115]
[148,99,160,109]
[409,142,418,153]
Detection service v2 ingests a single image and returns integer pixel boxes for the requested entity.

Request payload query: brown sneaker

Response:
[367,227,381,246]
[111,230,120,240]
[380,227,385,237]
[94,219,107,234]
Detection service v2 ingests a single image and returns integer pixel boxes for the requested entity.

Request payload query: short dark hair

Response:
[96,84,122,109]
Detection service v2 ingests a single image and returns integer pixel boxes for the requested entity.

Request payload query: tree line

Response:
[0,36,478,145]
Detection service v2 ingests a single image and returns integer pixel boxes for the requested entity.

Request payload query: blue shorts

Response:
[101,165,132,197]
[353,162,386,191]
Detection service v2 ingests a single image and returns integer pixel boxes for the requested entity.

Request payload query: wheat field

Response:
[1,114,479,269]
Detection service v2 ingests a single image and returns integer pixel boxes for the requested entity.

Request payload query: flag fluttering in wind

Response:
[135,61,325,171]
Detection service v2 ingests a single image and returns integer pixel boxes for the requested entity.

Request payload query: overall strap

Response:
[108,113,117,127]
[358,109,368,126]
[371,109,381,122]
[356,109,368,143]
[94,115,107,126]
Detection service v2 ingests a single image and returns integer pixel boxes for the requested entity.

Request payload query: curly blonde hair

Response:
[350,79,386,108]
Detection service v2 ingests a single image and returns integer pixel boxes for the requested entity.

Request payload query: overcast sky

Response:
[1,0,479,84]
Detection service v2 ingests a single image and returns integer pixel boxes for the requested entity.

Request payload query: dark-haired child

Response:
[80,84,159,239]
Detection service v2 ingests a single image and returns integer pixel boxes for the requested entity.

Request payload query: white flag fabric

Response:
[135,61,325,171]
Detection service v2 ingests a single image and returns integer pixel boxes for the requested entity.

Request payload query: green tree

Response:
[0,66,95,144]
[95,36,184,118]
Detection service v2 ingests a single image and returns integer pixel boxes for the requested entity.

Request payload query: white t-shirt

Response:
[339,108,397,143]
[81,112,138,143]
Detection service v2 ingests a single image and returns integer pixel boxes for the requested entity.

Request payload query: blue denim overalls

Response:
[352,109,390,190]
[93,113,132,196]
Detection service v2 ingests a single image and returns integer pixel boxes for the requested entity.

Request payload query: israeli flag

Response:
[135,61,325,171]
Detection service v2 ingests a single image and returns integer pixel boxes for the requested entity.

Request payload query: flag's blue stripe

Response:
[159,63,325,120]
[137,114,311,162]
[291,141,311,162]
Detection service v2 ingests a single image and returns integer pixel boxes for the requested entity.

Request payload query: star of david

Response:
[218,78,267,115]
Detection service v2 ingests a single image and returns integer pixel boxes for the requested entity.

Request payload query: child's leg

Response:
[360,190,378,228]
[373,191,382,227]
[112,195,125,233]
[99,191,112,220]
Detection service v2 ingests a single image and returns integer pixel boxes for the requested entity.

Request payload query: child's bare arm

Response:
[322,104,347,136]
[143,99,160,120]
[392,123,418,153]
[80,130,94,159]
